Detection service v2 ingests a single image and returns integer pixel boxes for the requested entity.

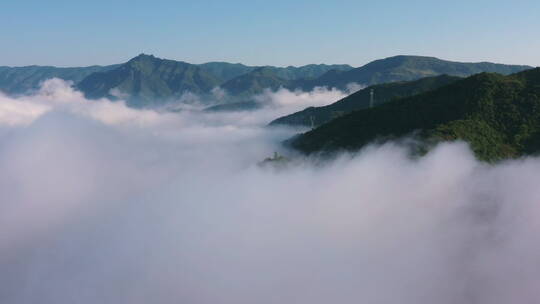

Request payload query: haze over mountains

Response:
[0,64,119,95]
[77,55,353,107]
[2,52,539,162]
[0,54,352,107]
[3,59,540,304]
[5,73,540,303]
[5,0,540,302]
[0,54,531,108]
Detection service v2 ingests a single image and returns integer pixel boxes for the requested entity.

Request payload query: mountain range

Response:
[0,54,532,108]
[76,55,354,106]
[2,53,540,162]
[77,55,223,107]
[294,55,531,91]
[0,64,119,95]
[290,68,540,162]
[0,54,351,107]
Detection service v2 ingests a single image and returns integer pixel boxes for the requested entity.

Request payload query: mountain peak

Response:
[362,55,441,69]
[128,53,157,63]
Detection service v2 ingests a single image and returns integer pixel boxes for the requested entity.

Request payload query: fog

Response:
[1,80,540,304]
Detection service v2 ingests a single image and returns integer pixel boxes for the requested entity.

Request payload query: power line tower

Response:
[369,89,374,108]
[310,115,315,129]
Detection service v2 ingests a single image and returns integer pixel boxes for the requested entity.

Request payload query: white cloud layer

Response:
[1,80,539,304]
[0,79,351,129]
[254,84,361,110]
[0,79,168,127]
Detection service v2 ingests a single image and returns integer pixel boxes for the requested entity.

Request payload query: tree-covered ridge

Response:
[220,67,289,97]
[224,55,531,104]
[0,54,352,103]
[200,62,353,83]
[77,54,222,107]
[270,75,461,127]
[1,54,532,109]
[260,64,354,80]
[297,55,532,91]
[207,64,354,97]
[290,68,540,162]
[77,54,353,106]
[197,62,257,82]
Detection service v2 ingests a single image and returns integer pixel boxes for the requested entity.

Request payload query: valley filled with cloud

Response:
[1,80,540,303]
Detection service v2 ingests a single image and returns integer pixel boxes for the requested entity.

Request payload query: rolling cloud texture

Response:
[1,80,539,304]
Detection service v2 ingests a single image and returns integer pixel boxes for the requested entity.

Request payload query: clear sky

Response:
[1,0,539,67]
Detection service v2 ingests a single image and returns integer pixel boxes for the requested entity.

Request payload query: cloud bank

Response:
[1,80,539,304]
[253,83,362,110]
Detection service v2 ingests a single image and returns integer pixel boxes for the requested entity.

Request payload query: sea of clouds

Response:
[1,79,539,304]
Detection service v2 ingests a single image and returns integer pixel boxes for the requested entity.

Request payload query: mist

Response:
[1,80,540,304]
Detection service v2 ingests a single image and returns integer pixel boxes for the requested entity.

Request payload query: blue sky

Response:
[1,0,539,67]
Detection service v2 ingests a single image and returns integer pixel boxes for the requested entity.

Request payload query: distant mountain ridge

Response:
[220,67,289,97]
[214,55,532,100]
[198,62,257,82]
[0,64,119,95]
[296,55,532,90]
[0,54,351,100]
[76,54,353,106]
[0,54,533,109]
[77,54,223,107]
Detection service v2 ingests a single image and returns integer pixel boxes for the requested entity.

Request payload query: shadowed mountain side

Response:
[290,68,540,162]
[270,75,461,127]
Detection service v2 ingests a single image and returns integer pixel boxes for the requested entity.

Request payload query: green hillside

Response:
[218,64,353,97]
[198,62,256,82]
[290,68,540,162]
[77,54,222,107]
[77,55,352,106]
[270,75,461,127]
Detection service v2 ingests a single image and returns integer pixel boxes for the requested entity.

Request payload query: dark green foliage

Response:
[291,68,540,162]
[0,64,118,95]
[270,75,461,127]
[297,55,532,91]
